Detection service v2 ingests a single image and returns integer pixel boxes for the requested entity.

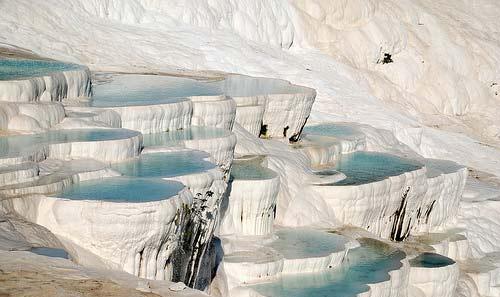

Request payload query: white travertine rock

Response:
[48,130,142,163]
[294,134,366,168]
[183,133,237,172]
[409,259,459,297]
[1,187,193,281]
[225,75,316,140]
[0,68,91,102]
[104,101,193,134]
[219,175,280,236]
[0,102,66,131]
[60,107,122,129]
[234,105,265,137]
[0,162,39,186]
[0,159,117,198]
[190,95,236,130]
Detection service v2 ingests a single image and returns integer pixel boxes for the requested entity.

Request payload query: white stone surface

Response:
[0,102,66,132]
[105,101,193,134]
[409,260,459,297]
[190,95,236,130]
[1,187,193,281]
[0,67,91,102]
[234,104,265,137]
[219,174,280,236]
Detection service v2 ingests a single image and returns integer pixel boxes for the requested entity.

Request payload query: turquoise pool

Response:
[58,177,183,202]
[230,156,276,180]
[268,229,348,259]
[324,152,423,186]
[0,59,83,81]
[30,247,69,259]
[303,123,360,139]
[142,126,230,147]
[112,151,215,178]
[90,74,222,107]
[0,129,139,158]
[251,238,405,297]
[410,252,455,268]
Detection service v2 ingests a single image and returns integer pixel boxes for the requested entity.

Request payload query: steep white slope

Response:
[1,0,499,177]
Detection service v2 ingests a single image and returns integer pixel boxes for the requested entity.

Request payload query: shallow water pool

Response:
[303,123,360,139]
[112,151,215,178]
[410,252,455,268]
[142,126,230,147]
[58,177,184,202]
[251,238,405,297]
[230,156,276,180]
[90,74,222,107]
[325,152,423,186]
[30,247,69,259]
[267,228,348,259]
[0,59,83,81]
[0,129,139,158]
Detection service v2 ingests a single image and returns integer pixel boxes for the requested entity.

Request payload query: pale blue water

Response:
[230,157,276,180]
[423,158,465,178]
[30,247,69,259]
[143,126,230,147]
[0,59,82,80]
[268,229,348,258]
[303,123,359,139]
[327,152,423,186]
[91,74,222,107]
[58,177,183,202]
[410,252,455,268]
[0,129,139,158]
[251,239,405,297]
[112,151,215,178]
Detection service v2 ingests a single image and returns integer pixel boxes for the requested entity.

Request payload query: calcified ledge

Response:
[0,61,91,102]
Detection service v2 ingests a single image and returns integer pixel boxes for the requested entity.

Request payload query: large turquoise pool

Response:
[251,238,405,297]
[0,129,139,158]
[326,152,423,186]
[90,74,222,107]
[112,151,215,178]
[0,59,83,81]
[142,126,230,147]
[230,156,276,180]
[58,177,183,202]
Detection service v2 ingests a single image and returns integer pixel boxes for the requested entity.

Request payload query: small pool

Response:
[224,75,304,96]
[30,247,69,259]
[90,74,222,107]
[410,252,455,268]
[303,123,360,139]
[0,129,139,158]
[251,238,405,297]
[142,126,231,147]
[423,159,465,178]
[112,151,216,178]
[230,156,276,180]
[58,177,184,202]
[0,59,83,81]
[267,229,348,259]
[322,152,423,186]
